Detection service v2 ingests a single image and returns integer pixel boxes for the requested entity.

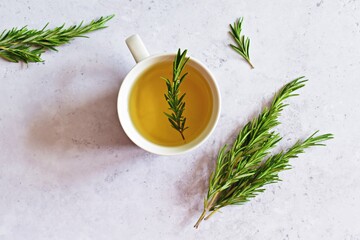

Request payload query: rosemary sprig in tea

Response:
[194,77,333,228]
[0,15,114,63]
[229,17,254,68]
[163,49,190,141]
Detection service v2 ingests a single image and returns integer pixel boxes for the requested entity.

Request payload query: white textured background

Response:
[1,0,359,239]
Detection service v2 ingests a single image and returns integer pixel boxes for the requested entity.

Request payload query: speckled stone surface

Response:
[1,0,360,239]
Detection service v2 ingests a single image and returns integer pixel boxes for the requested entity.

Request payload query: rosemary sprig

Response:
[0,15,114,63]
[229,17,254,68]
[163,49,190,141]
[194,77,333,228]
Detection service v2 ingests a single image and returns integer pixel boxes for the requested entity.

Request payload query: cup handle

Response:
[125,34,150,63]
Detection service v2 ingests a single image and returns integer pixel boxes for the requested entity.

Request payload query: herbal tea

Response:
[129,60,213,146]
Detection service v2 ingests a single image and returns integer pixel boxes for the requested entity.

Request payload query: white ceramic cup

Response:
[117,34,221,155]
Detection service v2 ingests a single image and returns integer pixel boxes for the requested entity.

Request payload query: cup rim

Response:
[117,53,221,155]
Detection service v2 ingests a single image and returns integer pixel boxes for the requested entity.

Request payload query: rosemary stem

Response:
[204,208,220,220]
[207,192,220,210]
[194,191,221,228]
[194,209,207,229]
[246,58,254,69]
[180,131,185,141]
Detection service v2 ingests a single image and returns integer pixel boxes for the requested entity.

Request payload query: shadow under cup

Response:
[118,54,221,155]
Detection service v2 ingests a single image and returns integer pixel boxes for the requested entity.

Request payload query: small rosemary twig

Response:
[229,17,254,68]
[163,49,190,141]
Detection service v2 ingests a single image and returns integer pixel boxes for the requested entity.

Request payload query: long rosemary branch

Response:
[194,77,333,228]
[0,15,114,63]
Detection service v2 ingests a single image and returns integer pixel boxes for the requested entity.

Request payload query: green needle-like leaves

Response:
[229,17,254,68]
[194,77,333,228]
[0,15,114,63]
[163,49,190,141]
